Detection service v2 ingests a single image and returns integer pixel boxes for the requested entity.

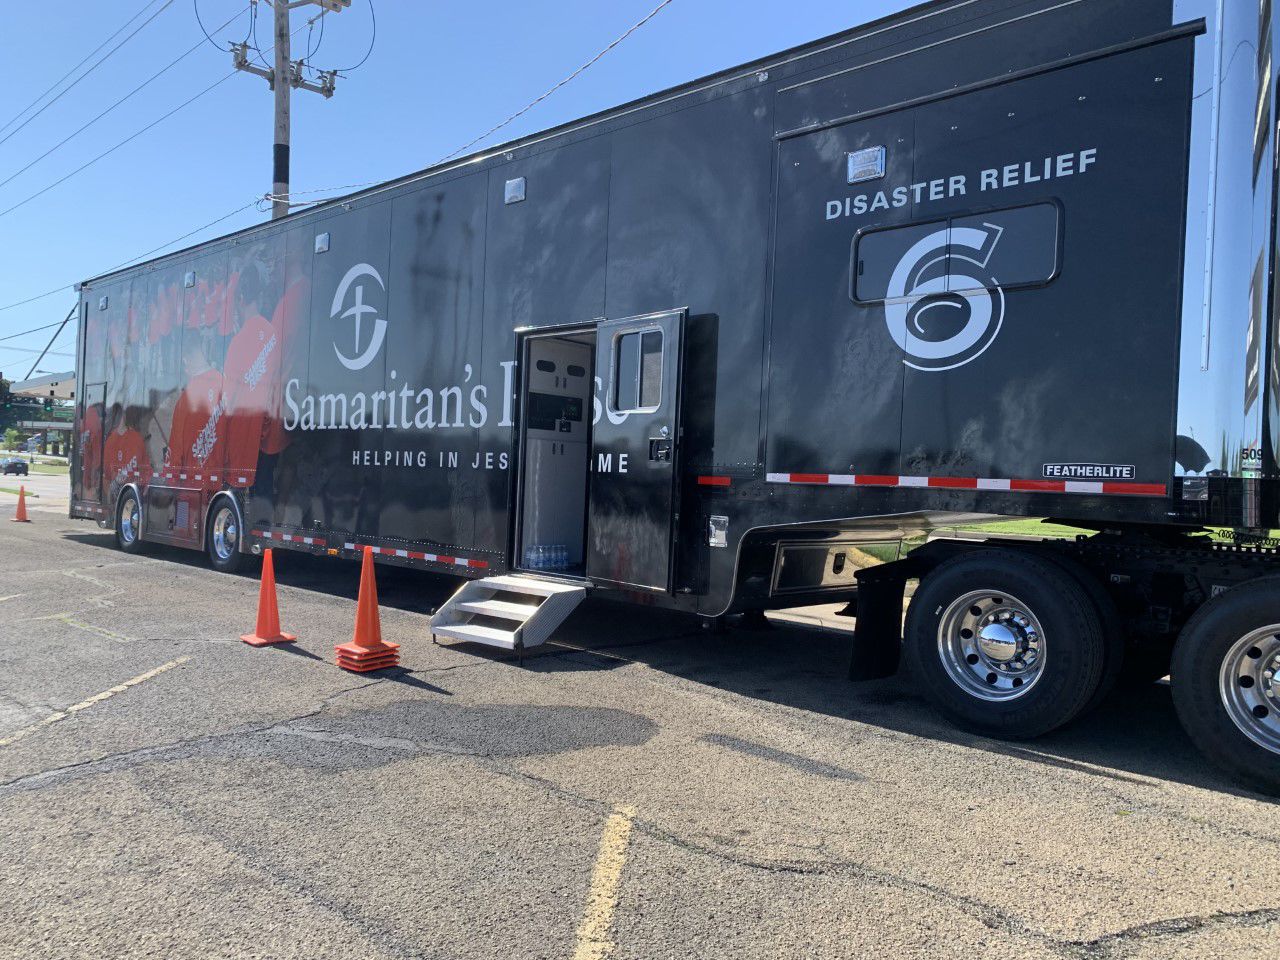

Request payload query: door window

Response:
[613,329,664,412]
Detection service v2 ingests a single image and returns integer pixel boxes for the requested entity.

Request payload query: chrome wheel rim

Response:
[118,496,139,544]
[937,589,1045,701]
[211,506,238,562]
[1218,626,1280,755]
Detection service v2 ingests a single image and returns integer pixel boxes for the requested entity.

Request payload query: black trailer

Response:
[73,0,1280,793]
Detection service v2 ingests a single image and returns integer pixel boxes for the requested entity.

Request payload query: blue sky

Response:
[0,0,904,378]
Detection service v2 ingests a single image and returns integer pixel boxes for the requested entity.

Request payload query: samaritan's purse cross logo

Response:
[332,263,387,371]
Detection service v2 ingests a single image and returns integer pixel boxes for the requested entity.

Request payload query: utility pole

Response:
[272,1,291,221]
[231,0,349,220]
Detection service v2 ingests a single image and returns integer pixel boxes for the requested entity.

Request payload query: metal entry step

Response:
[430,574,588,653]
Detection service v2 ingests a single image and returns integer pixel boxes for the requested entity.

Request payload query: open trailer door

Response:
[587,309,686,591]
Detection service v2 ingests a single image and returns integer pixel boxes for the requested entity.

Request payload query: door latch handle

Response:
[649,438,673,462]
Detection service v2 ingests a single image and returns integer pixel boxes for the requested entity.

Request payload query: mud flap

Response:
[848,569,907,681]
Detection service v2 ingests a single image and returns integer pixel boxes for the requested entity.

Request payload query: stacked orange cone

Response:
[10,485,30,523]
[335,546,400,672]
[240,549,297,646]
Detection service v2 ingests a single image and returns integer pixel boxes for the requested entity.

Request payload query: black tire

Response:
[206,496,243,574]
[1170,577,1280,796]
[1037,551,1125,716]
[114,489,144,554]
[903,549,1107,739]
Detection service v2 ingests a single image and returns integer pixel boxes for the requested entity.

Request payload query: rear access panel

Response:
[768,33,1194,494]
[894,37,1193,489]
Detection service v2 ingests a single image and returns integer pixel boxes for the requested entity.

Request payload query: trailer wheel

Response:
[1170,578,1280,796]
[1038,552,1125,716]
[115,489,144,554]
[206,496,243,574]
[903,550,1106,738]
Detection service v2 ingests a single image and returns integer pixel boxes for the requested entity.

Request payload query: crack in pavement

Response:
[3,572,1274,958]
[470,758,1280,960]
[466,759,1074,957]
[1,676,1273,959]
[1067,905,1280,958]
[0,676,380,793]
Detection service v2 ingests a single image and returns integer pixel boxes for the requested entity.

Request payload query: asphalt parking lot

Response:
[1,495,1278,959]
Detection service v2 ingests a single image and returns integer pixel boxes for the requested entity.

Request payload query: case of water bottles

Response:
[523,544,570,571]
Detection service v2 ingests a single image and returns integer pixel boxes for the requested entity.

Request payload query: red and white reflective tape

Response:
[765,472,1166,497]
[251,529,327,547]
[343,542,490,569]
[142,471,226,484]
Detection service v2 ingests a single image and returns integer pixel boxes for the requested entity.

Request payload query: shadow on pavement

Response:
[60,529,1275,803]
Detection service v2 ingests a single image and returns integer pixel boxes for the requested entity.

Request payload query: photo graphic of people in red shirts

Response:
[262,241,309,458]
[167,327,227,485]
[78,402,104,504]
[103,405,148,510]
[222,261,279,488]
[102,303,149,507]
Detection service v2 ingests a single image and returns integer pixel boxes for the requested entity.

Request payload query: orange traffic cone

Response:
[10,485,30,523]
[240,549,296,646]
[335,546,399,672]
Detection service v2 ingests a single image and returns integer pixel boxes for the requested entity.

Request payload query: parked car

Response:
[2,458,29,476]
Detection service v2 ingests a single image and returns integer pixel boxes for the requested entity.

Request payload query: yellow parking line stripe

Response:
[0,656,190,748]
[572,804,637,960]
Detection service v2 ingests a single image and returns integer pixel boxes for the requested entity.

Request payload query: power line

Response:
[0,72,237,222]
[304,8,327,65]
[0,3,675,317]
[0,0,176,150]
[249,0,274,70]
[0,197,262,317]
[231,1,348,221]
[115,199,261,269]
[0,16,312,224]
[0,320,69,344]
[0,5,251,193]
[264,178,380,206]
[0,343,74,359]
[437,0,675,162]
[330,0,375,74]
[193,0,237,50]
[0,0,166,138]
[22,304,79,378]
[274,0,672,208]
[0,285,75,317]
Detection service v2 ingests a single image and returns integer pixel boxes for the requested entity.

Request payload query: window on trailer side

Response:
[852,201,1061,304]
[614,329,664,413]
